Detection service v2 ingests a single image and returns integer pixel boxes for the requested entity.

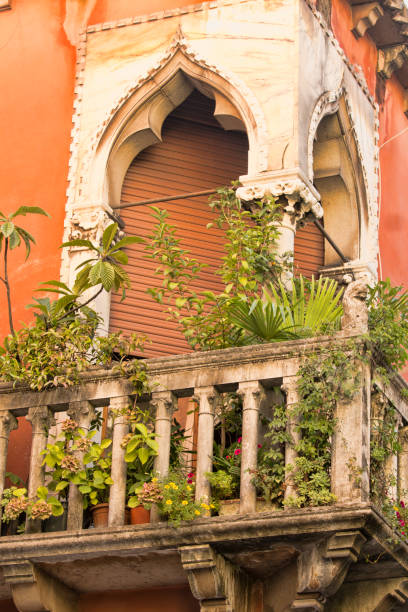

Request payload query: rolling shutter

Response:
[109,90,325,356]
[109,91,248,357]
[294,221,324,279]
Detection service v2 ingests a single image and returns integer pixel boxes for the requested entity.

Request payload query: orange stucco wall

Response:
[331,0,408,289]
[79,586,199,612]
[88,0,206,24]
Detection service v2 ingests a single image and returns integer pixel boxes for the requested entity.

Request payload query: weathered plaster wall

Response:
[331,0,408,287]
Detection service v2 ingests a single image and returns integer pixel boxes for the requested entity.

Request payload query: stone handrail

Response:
[0,330,407,534]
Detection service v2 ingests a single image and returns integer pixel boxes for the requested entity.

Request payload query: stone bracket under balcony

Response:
[0,506,407,611]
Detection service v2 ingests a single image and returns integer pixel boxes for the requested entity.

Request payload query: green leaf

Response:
[138,446,149,465]
[102,223,118,250]
[99,262,115,291]
[78,485,92,494]
[10,206,50,219]
[89,261,102,285]
[128,496,140,508]
[1,221,14,238]
[110,250,128,265]
[36,486,48,500]
[112,236,144,250]
[55,481,69,492]
[134,423,148,437]
[8,230,21,249]
[61,239,94,249]
[100,439,112,450]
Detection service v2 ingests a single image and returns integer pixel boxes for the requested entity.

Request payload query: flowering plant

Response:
[391,499,408,540]
[1,485,63,524]
[210,437,243,499]
[136,471,215,526]
[42,418,113,509]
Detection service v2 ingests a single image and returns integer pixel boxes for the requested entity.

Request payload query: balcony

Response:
[0,328,408,611]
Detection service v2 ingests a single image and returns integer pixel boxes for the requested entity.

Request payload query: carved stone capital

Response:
[238,380,266,408]
[26,406,54,434]
[68,206,112,243]
[290,531,366,610]
[341,279,369,333]
[0,410,18,438]
[151,390,176,419]
[352,3,384,38]
[180,545,232,611]
[67,400,96,428]
[378,44,408,79]
[3,560,78,612]
[236,175,323,222]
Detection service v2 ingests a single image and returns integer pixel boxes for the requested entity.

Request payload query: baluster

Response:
[331,362,370,503]
[152,391,176,478]
[398,425,408,499]
[385,415,401,501]
[239,381,265,514]
[194,387,218,504]
[149,391,176,523]
[108,396,130,527]
[26,406,54,533]
[66,400,96,530]
[0,411,18,520]
[282,377,300,503]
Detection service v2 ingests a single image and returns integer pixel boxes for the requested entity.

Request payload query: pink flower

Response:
[187,472,194,478]
[234,448,241,456]
[226,455,231,460]
[237,437,242,444]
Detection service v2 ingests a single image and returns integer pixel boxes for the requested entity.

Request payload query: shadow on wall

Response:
[78,586,199,612]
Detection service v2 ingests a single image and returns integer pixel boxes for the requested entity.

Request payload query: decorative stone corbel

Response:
[68,206,112,243]
[351,3,384,38]
[378,44,408,79]
[3,560,78,612]
[340,279,369,333]
[290,531,366,611]
[372,579,408,611]
[180,544,252,611]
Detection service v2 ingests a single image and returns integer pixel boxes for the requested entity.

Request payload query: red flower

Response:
[401,500,405,508]
[237,437,242,444]
[187,472,194,478]
[226,455,231,460]
[234,448,241,456]
[187,479,193,484]
[257,444,262,448]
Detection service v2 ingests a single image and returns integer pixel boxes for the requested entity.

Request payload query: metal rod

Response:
[115,188,219,211]
[312,217,350,263]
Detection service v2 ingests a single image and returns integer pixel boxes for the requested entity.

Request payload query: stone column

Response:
[398,425,408,498]
[238,381,265,514]
[194,387,218,504]
[282,376,300,503]
[385,416,401,501]
[331,362,371,503]
[66,400,96,530]
[25,406,54,533]
[0,411,18,517]
[152,390,176,478]
[108,395,130,527]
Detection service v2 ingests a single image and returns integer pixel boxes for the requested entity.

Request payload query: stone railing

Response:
[1,330,408,536]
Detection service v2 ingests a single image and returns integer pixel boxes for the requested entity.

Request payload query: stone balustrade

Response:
[0,331,408,535]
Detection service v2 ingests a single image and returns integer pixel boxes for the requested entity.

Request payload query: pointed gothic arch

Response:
[86,43,268,211]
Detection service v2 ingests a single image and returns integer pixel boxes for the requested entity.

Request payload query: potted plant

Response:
[208,438,241,514]
[135,470,214,527]
[42,418,114,528]
[123,407,159,524]
[1,485,64,533]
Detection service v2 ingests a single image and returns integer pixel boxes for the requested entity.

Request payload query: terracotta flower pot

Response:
[91,504,131,527]
[130,505,150,525]
[91,503,109,527]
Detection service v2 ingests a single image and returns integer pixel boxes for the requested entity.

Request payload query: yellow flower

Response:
[165,499,173,505]
[186,485,192,491]
[201,503,209,510]
[164,485,170,490]
[194,510,201,516]
[169,482,175,487]
[171,484,178,490]
[181,500,188,506]
[151,477,158,483]
[210,504,215,509]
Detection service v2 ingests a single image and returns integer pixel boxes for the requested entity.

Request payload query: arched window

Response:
[109,89,248,357]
